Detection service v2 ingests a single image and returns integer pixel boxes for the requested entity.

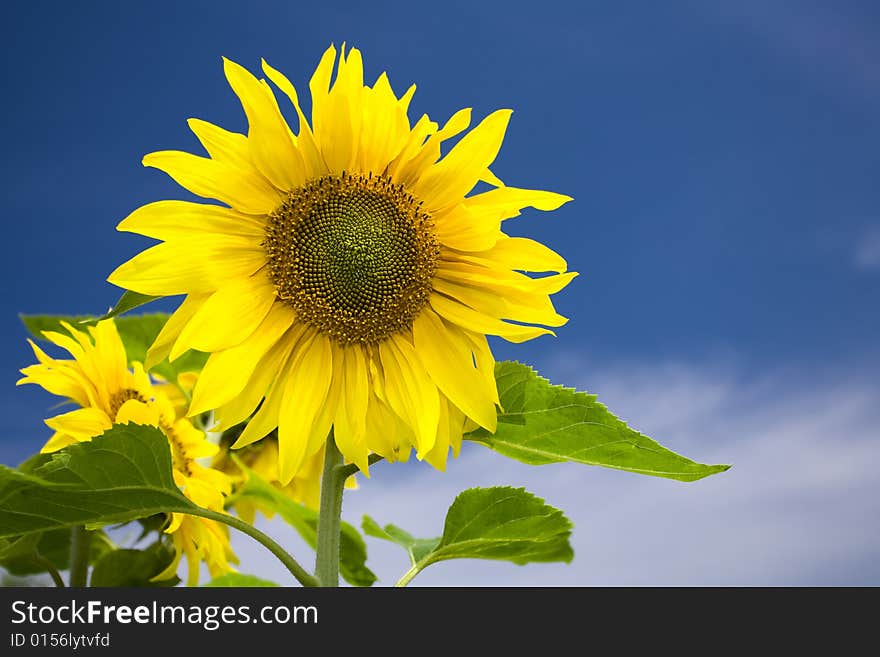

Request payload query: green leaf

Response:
[99,290,163,320]
[232,466,376,587]
[466,361,730,482]
[361,517,439,565]
[0,528,114,577]
[204,573,280,587]
[365,486,573,586]
[90,542,179,587]
[0,424,197,538]
[19,313,208,381]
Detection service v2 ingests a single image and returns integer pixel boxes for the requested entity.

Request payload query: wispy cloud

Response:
[230,355,880,586]
[855,226,880,271]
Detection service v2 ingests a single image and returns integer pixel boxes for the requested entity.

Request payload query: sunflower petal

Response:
[277,332,334,483]
[223,57,306,191]
[412,309,498,431]
[171,273,276,357]
[189,303,296,414]
[187,118,253,171]
[413,109,511,211]
[142,150,280,215]
[145,294,210,370]
[118,200,265,242]
[44,407,112,442]
[108,237,265,296]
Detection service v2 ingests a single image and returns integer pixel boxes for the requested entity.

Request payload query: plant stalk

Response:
[315,431,345,587]
[68,525,91,587]
[187,507,319,587]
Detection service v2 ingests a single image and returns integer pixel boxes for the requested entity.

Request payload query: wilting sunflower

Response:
[108,45,575,483]
[18,319,237,585]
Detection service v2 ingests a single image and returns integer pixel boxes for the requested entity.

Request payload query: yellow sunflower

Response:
[18,319,237,586]
[108,45,575,483]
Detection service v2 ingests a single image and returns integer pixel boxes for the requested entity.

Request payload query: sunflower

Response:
[18,319,237,586]
[108,45,575,483]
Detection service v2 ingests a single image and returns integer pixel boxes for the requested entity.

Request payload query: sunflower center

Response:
[108,389,147,418]
[108,388,191,476]
[264,173,438,344]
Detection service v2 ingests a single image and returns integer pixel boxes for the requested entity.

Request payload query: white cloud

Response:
[229,355,880,586]
[855,227,880,271]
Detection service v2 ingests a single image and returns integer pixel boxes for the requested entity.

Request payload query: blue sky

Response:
[2,0,878,585]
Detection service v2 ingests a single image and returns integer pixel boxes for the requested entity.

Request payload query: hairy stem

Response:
[68,525,92,587]
[394,563,422,588]
[187,508,319,587]
[32,552,65,588]
[315,431,345,587]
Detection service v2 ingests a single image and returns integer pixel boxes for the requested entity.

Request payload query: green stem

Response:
[32,552,65,588]
[394,564,421,588]
[315,431,345,587]
[187,507,318,587]
[336,453,384,480]
[68,525,91,587]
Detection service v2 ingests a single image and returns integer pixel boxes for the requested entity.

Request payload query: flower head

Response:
[18,319,237,585]
[108,45,575,483]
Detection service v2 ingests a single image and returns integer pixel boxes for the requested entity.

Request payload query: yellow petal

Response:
[428,291,556,343]
[18,341,93,407]
[277,332,334,483]
[464,186,572,220]
[434,204,503,252]
[187,118,253,171]
[261,58,327,180]
[118,200,265,242]
[358,72,410,174]
[44,407,112,442]
[115,399,161,427]
[309,44,338,147]
[413,109,511,212]
[143,150,280,215]
[223,57,306,191]
[171,273,276,357]
[377,334,440,457]
[331,345,370,474]
[396,108,471,187]
[213,324,303,430]
[189,303,296,415]
[40,431,77,453]
[386,113,437,181]
[412,309,498,431]
[432,274,569,327]
[108,236,265,296]
[453,236,568,273]
[145,293,210,370]
[319,45,363,173]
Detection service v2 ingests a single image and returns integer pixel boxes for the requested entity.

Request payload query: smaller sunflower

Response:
[18,319,237,586]
[213,434,356,519]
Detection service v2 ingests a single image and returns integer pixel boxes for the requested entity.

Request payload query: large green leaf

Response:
[90,542,179,587]
[364,486,573,586]
[232,466,376,587]
[466,361,730,482]
[204,573,279,587]
[20,313,208,381]
[0,424,197,538]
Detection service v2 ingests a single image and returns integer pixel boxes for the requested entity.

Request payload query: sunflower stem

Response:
[33,552,65,588]
[187,507,318,587]
[315,430,345,587]
[68,525,91,587]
